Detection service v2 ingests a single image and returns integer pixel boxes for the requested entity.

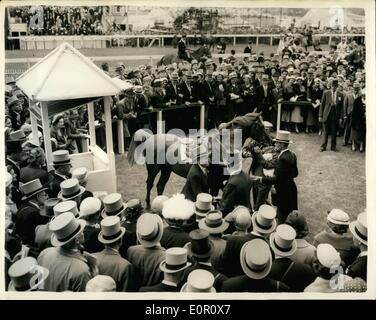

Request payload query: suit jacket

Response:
[222,275,290,292]
[94,248,137,292]
[200,81,215,106]
[262,149,298,216]
[165,83,182,104]
[139,282,179,292]
[319,89,344,122]
[37,247,92,292]
[254,85,276,113]
[182,164,209,202]
[269,257,316,292]
[343,93,355,118]
[178,82,196,103]
[160,226,190,249]
[219,171,252,216]
[127,245,166,287]
[217,233,265,277]
[346,254,367,281]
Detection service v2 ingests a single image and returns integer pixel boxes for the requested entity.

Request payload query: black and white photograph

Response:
[1,0,374,299]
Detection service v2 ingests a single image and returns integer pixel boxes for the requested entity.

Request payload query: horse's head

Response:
[230,113,273,146]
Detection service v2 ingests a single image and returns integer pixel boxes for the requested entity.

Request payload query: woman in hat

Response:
[20,146,50,186]
[290,77,305,133]
[281,76,295,131]
[50,114,76,153]
[350,86,366,152]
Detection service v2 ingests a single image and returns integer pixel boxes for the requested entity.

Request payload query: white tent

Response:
[16,42,123,192]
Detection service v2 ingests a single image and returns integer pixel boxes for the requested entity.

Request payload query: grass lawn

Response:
[115,131,366,243]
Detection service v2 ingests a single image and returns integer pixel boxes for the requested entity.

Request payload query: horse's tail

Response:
[127,129,153,166]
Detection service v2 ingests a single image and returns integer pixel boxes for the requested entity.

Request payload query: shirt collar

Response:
[162,280,178,287]
[198,261,212,267]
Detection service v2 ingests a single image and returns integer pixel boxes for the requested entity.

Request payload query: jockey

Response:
[178,34,192,63]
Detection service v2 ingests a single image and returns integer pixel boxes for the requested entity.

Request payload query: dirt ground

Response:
[116,132,366,243]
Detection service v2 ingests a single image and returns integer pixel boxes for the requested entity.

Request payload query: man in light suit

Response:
[319,79,343,152]
[95,216,137,292]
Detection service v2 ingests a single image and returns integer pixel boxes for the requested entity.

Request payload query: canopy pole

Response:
[29,100,39,146]
[87,102,96,147]
[104,96,117,192]
[40,102,53,171]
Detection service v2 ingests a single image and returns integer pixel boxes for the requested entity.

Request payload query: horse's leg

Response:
[157,165,172,196]
[146,164,161,209]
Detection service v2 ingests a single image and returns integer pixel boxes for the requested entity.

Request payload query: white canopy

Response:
[16,42,123,102]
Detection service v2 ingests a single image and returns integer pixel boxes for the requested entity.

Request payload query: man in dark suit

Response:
[219,157,252,216]
[254,75,276,123]
[48,150,72,197]
[319,79,343,152]
[255,131,298,224]
[269,224,316,292]
[139,247,191,292]
[182,163,209,202]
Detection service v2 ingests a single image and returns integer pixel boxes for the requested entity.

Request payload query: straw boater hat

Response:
[195,193,215,219]
[180,269,216,293]
[85,275,116,292]
[49,211,86,247]
[199,210,229,234]
[327,209,350,226]
[79,197,102,218]
[151,195,169,214]
[273,130,293,144]
[269,224,297,257]
[53,200,79,218]
[101,193,127,219]
[20,179,48,201]
[136,213,164,248]
[51,150,71,167]
[159,247,192,273]
[98,215,126,244]
[185,229,213,259]
[240,239,273,280]
[251,204,277,235]
[349,211,367,246]
[58,178,85,201]
[8,257,49,291]
[40,198,61,218]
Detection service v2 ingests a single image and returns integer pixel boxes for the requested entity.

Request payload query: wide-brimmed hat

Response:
[40,198,61,218]
[240,239,272,280]
[251,205,277,235]
[80,197,102,218]
[8,257,49,291]
[195,193,214,219]
[51,150,71,167]
[159,247,192,273]
[53,200,79,218]
[185,229,213,259]
[49,211,86,247]
[98,215,126,244]
[136,213,164,248]
[199,210,229,234]
[273,130,293,144]
[20,179,48,201]
[269,224,297,257]
[180,269,216,293]
[58,178,85,201]
[151,195,169,214]
[8,130,27,142]
[101,193,127,218]
[327,209,350,226]
[349,211,367,245]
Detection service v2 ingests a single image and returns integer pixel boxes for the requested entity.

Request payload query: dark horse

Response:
[157,44,212,66]
[127,113,273,208]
